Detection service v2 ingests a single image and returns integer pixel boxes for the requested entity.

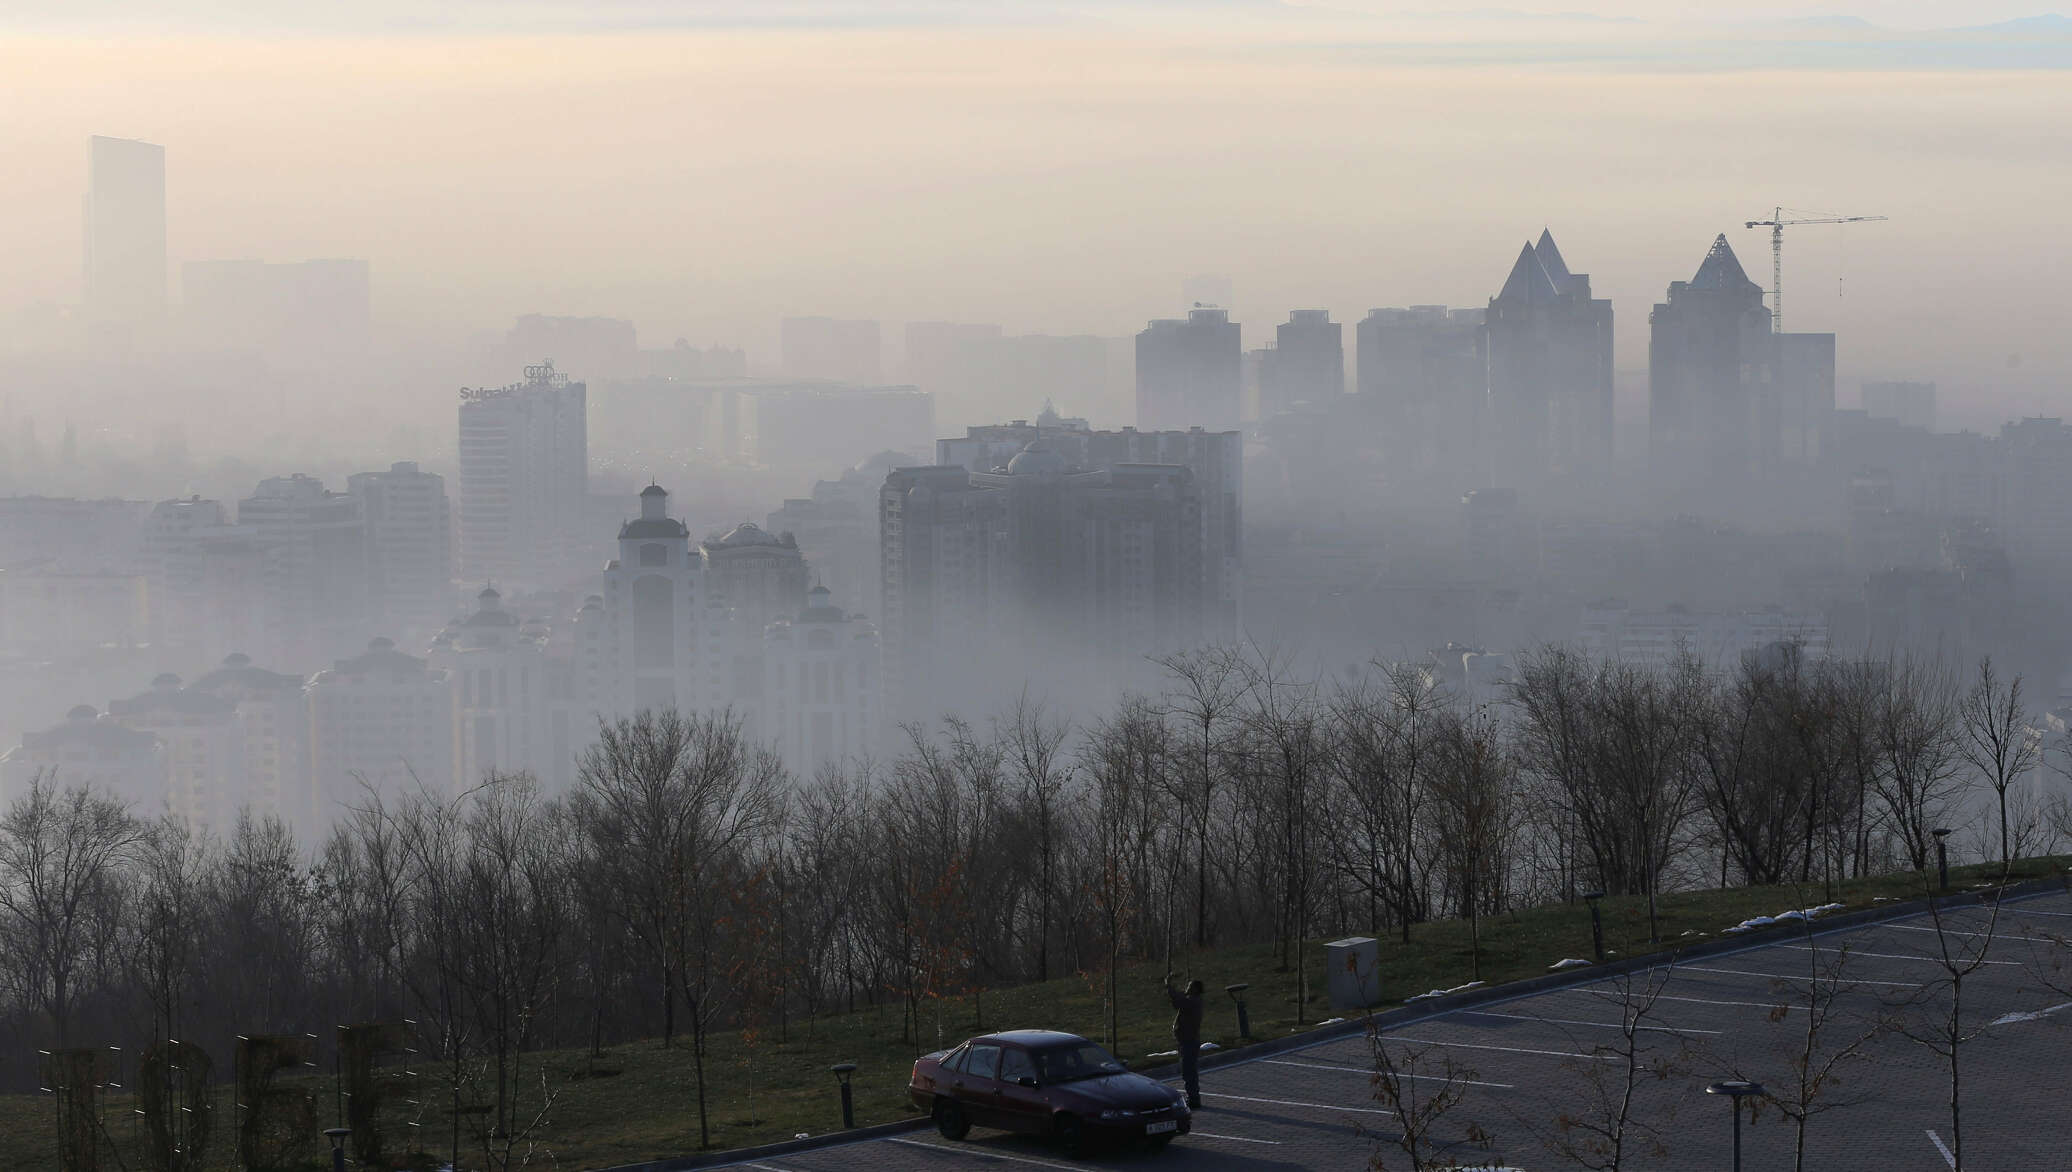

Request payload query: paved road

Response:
[713,889,2072,1170]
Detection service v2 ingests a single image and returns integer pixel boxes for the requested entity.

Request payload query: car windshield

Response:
[1031,1042,1126,1083]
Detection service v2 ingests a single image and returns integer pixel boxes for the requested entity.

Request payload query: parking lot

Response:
[713,888,2072,1171]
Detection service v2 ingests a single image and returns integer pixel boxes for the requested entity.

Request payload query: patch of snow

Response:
[1406,981,1485,1003]
[1201,1041,1221,1051]
[1549,958,1592,970]
[1990,1001,2072,1027]
[1315,1018,1345,1027]
[1727,903,1845,933]
[1149,1049,1178,1059]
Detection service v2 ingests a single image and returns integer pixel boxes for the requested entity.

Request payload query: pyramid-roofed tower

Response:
[1689,233,1762,294]
[1534,229,1575,290]
[1496,241,1561,304]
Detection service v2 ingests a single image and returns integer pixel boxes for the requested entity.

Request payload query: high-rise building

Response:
[307,637,455,808]
[238,474,369,667]
[762,585,880,775]
[349,462,452,640]
[141,498,276,661]
[1355,305,1487,487]
[600,485,725,717]
[938,411,1241,638]
[1136,309,1241,432]
[1649,234,1835,506]
[880,448,1206,717]
[191,653,315,840]
[108,673,243,836]
[1258,309,1344,419]
[780,316,882,383]
[1485,230,1614,486]
[457,361,588,588]
[1,705,164,812]
[429,587,548,792]
[700,523,809,716]
[84,135,166,348]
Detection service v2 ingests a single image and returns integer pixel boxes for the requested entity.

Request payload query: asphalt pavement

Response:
[705,887,2072,1171]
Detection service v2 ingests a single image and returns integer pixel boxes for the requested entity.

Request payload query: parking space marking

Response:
[1202,1091,1394,1115]
[1778,944,2017,965]
[743,1164,806,1171]
[1555,988,1803,1013]
[888,1137,1084,1170]
[1191,1131,1284,1144]
[1883,922,2050,943]
[1263,1057,1517,1087]
[1385,1036,1615,1062]
[1461,1009,1722,1035]
[1679,964,1923,988]
[1927,1129,1957,1169]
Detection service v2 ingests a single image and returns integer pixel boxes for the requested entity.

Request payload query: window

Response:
[1000,1049,1036,1084]
[964,1044,1002,1081]
[640,542,668,567]
[943,1042,970,1073]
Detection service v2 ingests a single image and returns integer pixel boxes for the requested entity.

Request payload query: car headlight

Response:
[1098,1108,1139,1121]
[1172,1097,1191,1115]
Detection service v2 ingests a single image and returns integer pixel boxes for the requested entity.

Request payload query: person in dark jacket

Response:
[1163,974,1206,1108]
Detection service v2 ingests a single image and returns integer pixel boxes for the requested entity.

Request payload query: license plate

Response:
[1146,1120,1178,1135]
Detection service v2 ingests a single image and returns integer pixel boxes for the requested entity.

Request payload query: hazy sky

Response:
[4,1,2069,420]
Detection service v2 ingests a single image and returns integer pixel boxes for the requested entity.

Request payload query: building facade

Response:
[457,361,588,589]
[349,461,453,641]
[1136,308,1241,433]
[1485,230,1614,489]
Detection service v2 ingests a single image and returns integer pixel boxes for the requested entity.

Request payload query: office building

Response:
[457,361,588,588]
[84,135,166,348]
[1355,305,1487,486]
[349,461,452,640]
[1485,231,1614,485]
[1649,234,1835,506]
[1136,308,1241,432]
[238,474,369,667]
[781,316,882,383]
[429,587,548,792]
[1258,309,1344,419]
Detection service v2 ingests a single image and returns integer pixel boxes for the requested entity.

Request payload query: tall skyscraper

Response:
[1485,230,1614,487]
[1355,305,1487,487]
[1259,309,1344,419]
[238,474,370,668]
[1649,234,1835,508]
[84,135,167,348]
[1136,308,1241,432]
[349,461,453,639]
[457,361,588,588]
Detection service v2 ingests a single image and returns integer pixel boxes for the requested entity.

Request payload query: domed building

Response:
[109,672,241,836]
[763,586,881,774]
[307,636,455,809]
[0,705,165,814]
[430,586,549,793]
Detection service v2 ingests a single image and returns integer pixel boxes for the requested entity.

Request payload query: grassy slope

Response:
[2,856,2062,1170]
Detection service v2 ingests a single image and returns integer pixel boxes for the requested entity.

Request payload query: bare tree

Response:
[1427,706,1518,982]
[1957,657,2041,868]
[1156,646,1249,949]
[1891,883,2009,1172]
[1000,695,1074,980]
[1874,656,1963,872]
[0,775,141,1046]
[1542,965,1697,1171]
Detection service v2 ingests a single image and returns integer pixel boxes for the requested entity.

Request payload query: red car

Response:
[909,1029,1192,1156]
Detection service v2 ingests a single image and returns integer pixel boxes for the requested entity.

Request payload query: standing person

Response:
[1163,973,1206,1109]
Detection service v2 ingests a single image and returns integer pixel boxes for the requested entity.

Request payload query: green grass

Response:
[3,856,2063,1170]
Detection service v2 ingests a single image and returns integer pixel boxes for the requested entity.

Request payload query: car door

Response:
[994,1046,1047,1135]
[954,1043,1005,1127]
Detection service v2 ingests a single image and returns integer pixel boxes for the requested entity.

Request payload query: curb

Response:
[598,872,2065,1170]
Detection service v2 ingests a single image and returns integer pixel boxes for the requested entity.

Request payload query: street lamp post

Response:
[1934,828,1953,893]
[1225,983,1252,1041]
[1583,892,1606,963]
[322,1126,351,1172]
[830,1062,858,1129]
[1705,1081,1764,1172]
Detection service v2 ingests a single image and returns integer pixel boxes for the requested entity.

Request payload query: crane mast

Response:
[1743,207,1888,332]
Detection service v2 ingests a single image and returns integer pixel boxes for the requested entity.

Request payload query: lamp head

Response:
[323,1126,351,1151]
[1706,1080,1764,1098]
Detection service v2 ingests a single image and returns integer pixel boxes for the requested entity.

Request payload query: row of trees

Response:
[0,644,2063,1161]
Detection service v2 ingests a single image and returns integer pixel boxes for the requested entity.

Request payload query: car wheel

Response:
[1055,1114,1087,1158]
[934,1098,970,1140]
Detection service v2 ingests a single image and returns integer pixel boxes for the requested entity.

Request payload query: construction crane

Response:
[1743,207,1888,332]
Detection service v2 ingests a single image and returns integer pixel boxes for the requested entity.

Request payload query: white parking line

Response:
[1777,944,2017,966]
[743,1164,804,1171]
[1263,1057,1517,1087]
[1461,1009,1722,1036]
[1679,964,1924,988]
[1387,1037,1615,1062]
[1884,923,2049,943]
[1203,1091,1394,1115]
[1927,1129,1957,1169]
[888,1137,1084,1170]
[1560,989,1805,1013]
[2009,907,2072,917]
[1192,1131,1284,1144]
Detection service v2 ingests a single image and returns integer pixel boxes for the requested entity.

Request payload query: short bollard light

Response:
[830,1062,859,1129]
[1933,827,1953,893]
[323,1126,352,1172]
[1583,891,1606,963]
[1225,983,1252,1041]
[1705,1080,1764,1172]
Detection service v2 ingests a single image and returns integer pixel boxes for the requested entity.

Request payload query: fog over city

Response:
[4,3,2072,1165]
